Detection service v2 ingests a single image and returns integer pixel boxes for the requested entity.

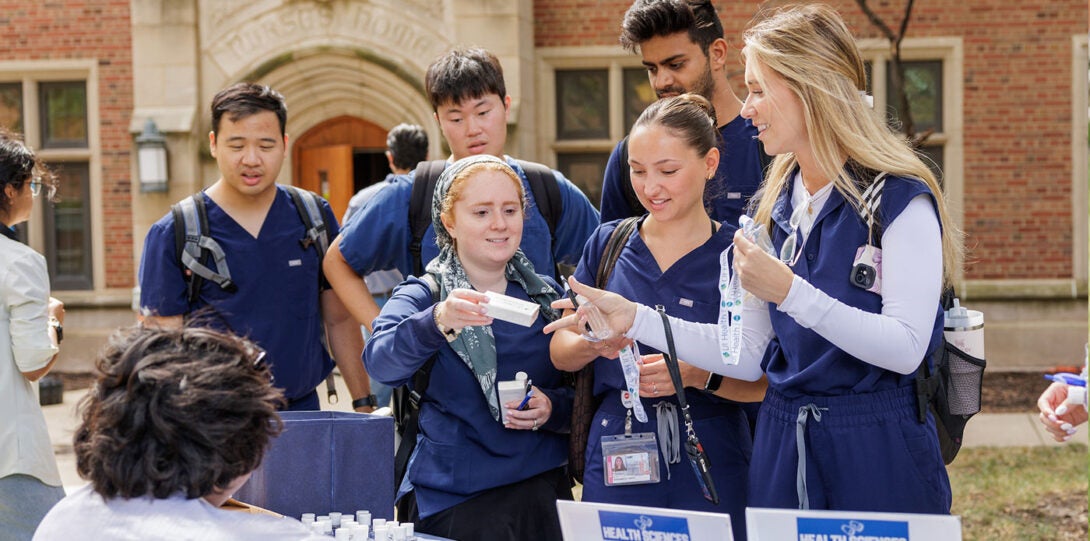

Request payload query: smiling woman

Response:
[364,155,574,541]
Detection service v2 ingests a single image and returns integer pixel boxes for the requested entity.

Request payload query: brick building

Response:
[0,0,1085,371]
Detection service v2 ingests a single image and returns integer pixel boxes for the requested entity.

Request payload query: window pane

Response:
[0,83,22,132]
[556,70,609,140]
[557,152,609,209]
[40,81,88,148]
[622,68,656,133]
[864,61,873,94]
[44,162,92,290]
[917,145,945,188]
[886,60,943,134]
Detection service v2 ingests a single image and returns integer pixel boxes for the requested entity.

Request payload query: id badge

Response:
[601,433,660,486]
[850,244,882,294]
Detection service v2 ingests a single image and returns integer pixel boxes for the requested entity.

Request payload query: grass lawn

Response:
[950,445,1088,540]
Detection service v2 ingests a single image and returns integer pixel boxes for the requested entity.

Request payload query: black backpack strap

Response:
[285,185,331,290]
[173,194,236,305]
[409,160,449,277]
[393,274,442,498]
[515,159,563,237]
[596,217,640,289]
[617,136,645,218]
[516,159,564,278]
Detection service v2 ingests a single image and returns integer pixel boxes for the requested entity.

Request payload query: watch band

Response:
[433,305,460,342]
[48,317,63,344]
[704,373,723,392]
[352,395,378,409]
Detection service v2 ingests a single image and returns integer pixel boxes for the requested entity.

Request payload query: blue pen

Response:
[516,383,534,410]
[1044,373,1087,387]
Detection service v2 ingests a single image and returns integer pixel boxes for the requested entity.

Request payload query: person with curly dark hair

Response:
[33,325,323,540]
[0,129,65,540]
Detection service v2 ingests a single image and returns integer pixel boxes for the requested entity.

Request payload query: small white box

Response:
[483,291,540,327]
[497,379,527,424]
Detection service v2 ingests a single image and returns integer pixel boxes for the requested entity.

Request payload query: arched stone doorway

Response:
[293,115,389,220]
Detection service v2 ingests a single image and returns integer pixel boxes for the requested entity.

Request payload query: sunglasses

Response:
[778,200,808,267]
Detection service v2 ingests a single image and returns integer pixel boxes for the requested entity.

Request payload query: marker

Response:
[516,385,534,411]
[1044,373,1087,387]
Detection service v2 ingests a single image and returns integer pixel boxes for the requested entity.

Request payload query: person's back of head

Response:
[620,0,724,53]
[386,123,429,171]
[210,82,288,137]
[73,325,284,501]
[424,47,507,110]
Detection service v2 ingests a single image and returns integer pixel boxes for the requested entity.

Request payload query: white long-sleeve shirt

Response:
[627,193,942,381]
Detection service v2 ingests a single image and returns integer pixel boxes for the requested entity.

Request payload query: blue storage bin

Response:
[234,411,395,520]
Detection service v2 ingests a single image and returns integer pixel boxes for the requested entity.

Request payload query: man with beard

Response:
[599,0,766,227]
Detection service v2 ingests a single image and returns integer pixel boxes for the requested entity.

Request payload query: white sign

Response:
[746,507,961,541]
[558,500,733,541]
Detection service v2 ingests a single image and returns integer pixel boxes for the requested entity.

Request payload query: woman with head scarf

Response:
[364,155,573,541]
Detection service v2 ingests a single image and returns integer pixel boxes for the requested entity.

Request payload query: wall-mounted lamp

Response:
[135,118,168,193]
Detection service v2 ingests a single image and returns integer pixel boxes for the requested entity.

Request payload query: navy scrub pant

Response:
[750,385,952,513]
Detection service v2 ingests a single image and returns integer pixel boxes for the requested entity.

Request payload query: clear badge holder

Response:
[601,432,661,486]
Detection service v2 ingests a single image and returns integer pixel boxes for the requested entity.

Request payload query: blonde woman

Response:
[549,4,961,515]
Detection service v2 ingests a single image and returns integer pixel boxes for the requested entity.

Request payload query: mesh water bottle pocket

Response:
[944,344,986,416]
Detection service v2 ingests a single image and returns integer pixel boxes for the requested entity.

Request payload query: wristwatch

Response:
[704,373,722,393]
[433,305,460,342]
[352,395,378,409]
[48,317,63,344]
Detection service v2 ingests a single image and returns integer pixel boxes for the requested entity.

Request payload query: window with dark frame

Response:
[43,162,92,290]
[553,66,655,209]
[0,82,22,133]
[39,81,88,149]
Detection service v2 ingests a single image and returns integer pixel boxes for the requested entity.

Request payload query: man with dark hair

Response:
[600,0,765,226]
[34,325,323,539]
[324,48,599,334]
[137,82,373,413]
[341,122,429,410]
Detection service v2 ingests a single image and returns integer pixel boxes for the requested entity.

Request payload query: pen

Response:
[565,285,593,333]
[516,385,534,410]
[1044,373,1087,387]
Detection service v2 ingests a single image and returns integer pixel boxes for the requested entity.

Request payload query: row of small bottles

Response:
[300,510,416,540]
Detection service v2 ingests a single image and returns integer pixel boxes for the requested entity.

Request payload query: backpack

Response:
[616,135,773,218]
[172,185,331,304]
[171,186,340,400]
[567,216,640,484]
[857,173,985,464]
[408,159,563,278]
[392,274,441,518]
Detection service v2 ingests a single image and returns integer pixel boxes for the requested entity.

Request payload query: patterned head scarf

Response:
[425,155,560,421]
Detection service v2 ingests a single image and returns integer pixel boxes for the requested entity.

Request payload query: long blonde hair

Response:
[743,4,962,285]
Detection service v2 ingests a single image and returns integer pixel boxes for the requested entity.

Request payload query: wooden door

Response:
[298,144,353,220]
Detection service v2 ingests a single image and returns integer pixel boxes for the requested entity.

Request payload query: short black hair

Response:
[210,82,288,136]
[0,128,54,213]
[73,325,284,500]
[620,0,724,54]
[425,47,507,111]
[386,124,429,171]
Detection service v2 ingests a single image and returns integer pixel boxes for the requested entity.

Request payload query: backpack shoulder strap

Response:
[515,159,563,238]
[617,137,644,218]
[285,186,331,289]
[393,274,442,491]
[409,160,449,276]
[173,193,236,304]
[595,217,640,289]
[413,273,442,395]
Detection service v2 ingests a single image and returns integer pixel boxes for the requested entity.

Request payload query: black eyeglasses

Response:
[28,177,55,199]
